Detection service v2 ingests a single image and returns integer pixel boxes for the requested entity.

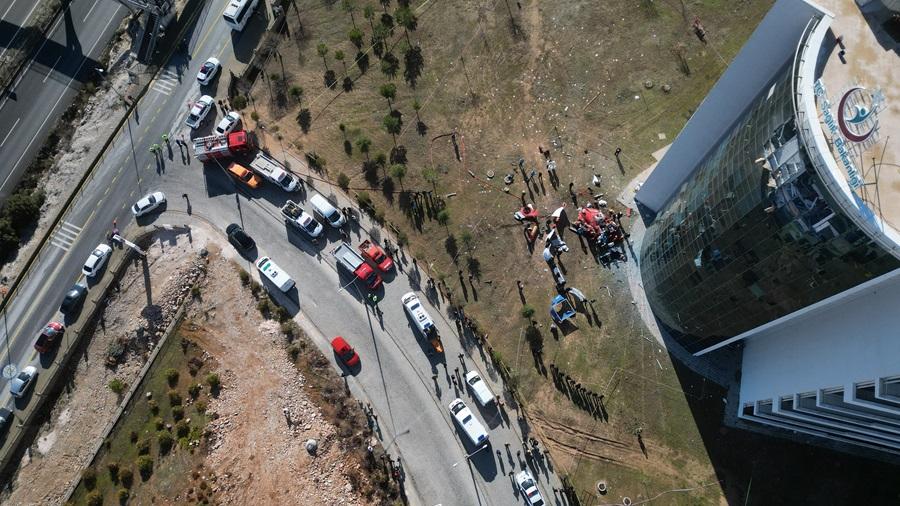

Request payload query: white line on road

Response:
[0,7,65,111]
[42,55,63,83]
[49,239,71,252]
[0,118,20,147]
[0,0,41,64]
[62,221,83,232]
[1,0,21,20]
[0,7,121,191]
[82,0,100,23]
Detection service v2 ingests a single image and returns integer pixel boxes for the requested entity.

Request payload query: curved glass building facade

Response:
[639,65,900,354]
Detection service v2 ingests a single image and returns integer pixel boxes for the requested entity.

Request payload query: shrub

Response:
[356,191,372,211]
[195,400,207,413]
[231,95,247,110]
[168,390,182,406]
[191,285,201,298]
[281,322,296,339]
[119,468,134,488]
[136,456,153,478]
[172,406,185,421]
[521,305,535,319]
[188,383,201,398]
[118,488,129,505]
[137,438,150,455]
[108,378,125,394]
[249,280,261,297]
[396,231,408,247]
[86,490,102,506]
[175,420,190,438]
[154,417,165,430]
[206,373,220,391]
[273,305,289,323]
[158,431,174,455]
[129,431,138,443]
[165,368,179,386]
[250,111,260,122]
[82,467,97,490]
[107,462,120,482]
[337,172,350,191]
[148,399,159,415]
[238,269,250,285]
[256,298,272,316]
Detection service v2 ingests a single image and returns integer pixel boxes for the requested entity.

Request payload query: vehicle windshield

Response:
[147,195,156,204]
[409,302,421,311]
[341,348,355,360]
[450,402,464,415]
[468,376,481,385]
[241,171,252,182]
[372,251,385,262]
[522,478,535,489]
[202,63,214,73]
[16,372,28,381]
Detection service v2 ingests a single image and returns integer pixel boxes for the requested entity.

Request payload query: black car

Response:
[60,284,88,315]
[226,223,256,252]
[0,406,12,432]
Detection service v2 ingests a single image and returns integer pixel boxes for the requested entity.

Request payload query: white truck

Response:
[249,152,299,192]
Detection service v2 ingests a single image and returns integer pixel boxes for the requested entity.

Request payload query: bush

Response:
[137,438,150,455]
[165,368,179,387]
[118,488,129,505]
[231,95,247,110]
[158,431,174,455]
[191,285,201,298]
[281,322,295,339]
[206,373,220,391]
[119,468,134,488]
[238,269,250,285]
[356,191,372,210]
[188,383,201,398]
[250,111,260,122]
[86,490,102,506]
[196,400,208,413]
[82,467,97,490]
[273,305,289,323]
[107,462,120,482]
[168,390,182,406]
[175,420,190,438]
[154,417,165,430]
[136,456,153,478]
[288,344,301,362]
[337,172,350,191]
[256,298,273,316]
[172,405,185,421]
[108,378,126,394]
[249,280,261,297]
[129,431,138,443]
[148,399,159,415]
[521,305,535,319]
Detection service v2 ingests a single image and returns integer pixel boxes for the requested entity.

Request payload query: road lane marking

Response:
[0,118,20,147]
[1,7,121,191]
[82,0,100,23]
[0,7,65,111]
[42,55,63,83]
[0,0,41,65]
[1,0,21,20]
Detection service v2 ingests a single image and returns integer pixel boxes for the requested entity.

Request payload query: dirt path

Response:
[186,252,365,505]
[1,229,208,506]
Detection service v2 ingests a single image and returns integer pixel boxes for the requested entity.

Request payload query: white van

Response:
[401,292,436,337]
[256,256,295,292]
[449,398,489,447]
[223,0,259,31]
[310,194,346,228]
[464,371,496,407]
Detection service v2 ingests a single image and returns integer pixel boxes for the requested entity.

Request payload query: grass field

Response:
[68,322,216,505]
[245,0,772,503]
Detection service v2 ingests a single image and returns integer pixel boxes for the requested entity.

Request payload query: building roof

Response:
[813,0,899,240]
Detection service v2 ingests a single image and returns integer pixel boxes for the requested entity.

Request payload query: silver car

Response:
[132,191,166,217]
[10,366,38,399]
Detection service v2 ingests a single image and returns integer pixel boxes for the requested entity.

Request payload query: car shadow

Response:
[402,312,446,365]
[284,222,326,254]
[333,354,362,377]
[465,441,498,481]
[231,4,269,64]
[38,344,62,368]
[12,382,37,410]
[133,202,168,226]
[264,282,300,313]
[473,400,503,430]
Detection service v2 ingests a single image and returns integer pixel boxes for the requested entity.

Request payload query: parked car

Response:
[185,95,215,129]
[448,398,489,447]
[10,366,38,399]
[214,111,241,135]
[282,201,324,238]
[309,194,345,228]
[132,191,166,217]
[516,470,545,506]
[227,162,262,189]
[464,370,495,407]
[226,223,255,252]
[0,406,12,432]
[82,243,112,277]
[34,321,64,353]
[196,57,220,85]
[330,336,360,367]
[60,284,88,315]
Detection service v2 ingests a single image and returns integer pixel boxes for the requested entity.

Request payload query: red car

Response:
[35,321,65,353]
[358,240,394,272]
[330,336,360,367]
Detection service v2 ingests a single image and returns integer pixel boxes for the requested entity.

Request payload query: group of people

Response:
[549,363,606,421]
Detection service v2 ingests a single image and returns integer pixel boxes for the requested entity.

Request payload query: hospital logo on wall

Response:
[836,85,884,148]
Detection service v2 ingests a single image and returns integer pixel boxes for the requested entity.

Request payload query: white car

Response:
[196,57,220,85]
[401,292,436,337]
[297,210,324,238]
[464,371,495,407]
[82,244,113,277]
[448,398,489,447]
[185,95,215,129]
[132,191,166,217]
[10,366,38,399]
[214,111,241,135]
[516,470,544,506]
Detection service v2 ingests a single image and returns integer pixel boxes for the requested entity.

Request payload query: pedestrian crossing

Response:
[49,221,82,252]
[150,69,181,96]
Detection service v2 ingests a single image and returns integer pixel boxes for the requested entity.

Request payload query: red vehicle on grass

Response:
[330,336,360,367]
[35,321,65,353]
[358,240,394,272]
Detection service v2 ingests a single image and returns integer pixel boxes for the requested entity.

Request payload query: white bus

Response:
[223,0,259,31]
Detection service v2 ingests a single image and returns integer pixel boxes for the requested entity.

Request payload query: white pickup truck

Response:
[282,200,323,238]
[250,152,299,192]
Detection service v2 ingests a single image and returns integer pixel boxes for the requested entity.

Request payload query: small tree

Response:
[82,467,98,490]
[165,368,179,387]
[335,49,346,71]
[436,209,450,229]
[422,166,438,190]
[316,42,329,70]
[158,431,175,455]
[521,305,535,319]
[379,83,397,110]
[342,0,357,27]
[297,108,312,133]
[394,5,417,45]
[363,4,376,30]
[460,230,474,253]
[86,491,102,506]
[119,468,134,488]
[381,52,400,78]
[337,172,351,191]
[108,378,125,394]
[382,115,401,144]
[137,456,153,479]
[206,373,221,391]
[356,136,372,160]
[348,27,364,49]
[389,163,407,189]
[289,85,303,103]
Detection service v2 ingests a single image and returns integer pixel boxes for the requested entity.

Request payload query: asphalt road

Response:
[0,1,563,504]
[0,0,126,199]
[0,0,46,67]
